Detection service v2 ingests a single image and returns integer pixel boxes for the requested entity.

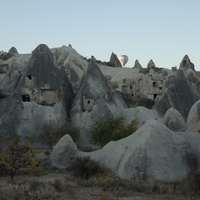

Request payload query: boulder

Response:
[163,107,186,131]
[51,134,78,169]
[186,100,200,132]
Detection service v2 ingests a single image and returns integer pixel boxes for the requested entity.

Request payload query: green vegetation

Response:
[40,120,80,148]
[0,134,39,180]
[91,116,137,147]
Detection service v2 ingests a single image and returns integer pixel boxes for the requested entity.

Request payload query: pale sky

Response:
[1,0,200,70]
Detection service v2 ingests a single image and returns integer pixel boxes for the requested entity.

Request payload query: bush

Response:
[69,156,105,179]
[40,120,80,148]
[91,116,137,147]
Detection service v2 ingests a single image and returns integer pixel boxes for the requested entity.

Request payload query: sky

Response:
[1,0,200,70]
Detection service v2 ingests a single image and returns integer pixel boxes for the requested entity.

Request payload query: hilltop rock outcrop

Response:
[133,59,142,69]
[8,46,18,54]
[109,52,122,67]
[179,55,195,71]
[147,59,156,69]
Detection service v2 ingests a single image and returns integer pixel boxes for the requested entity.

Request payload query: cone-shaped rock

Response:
[71,58,126,146]
[8,46,18,54]
[133,59,142,69]
[154,70,200,120]
[179,55,195,71]
[147,59,155,69]
[109,52,122,67]
[0,44,74,147]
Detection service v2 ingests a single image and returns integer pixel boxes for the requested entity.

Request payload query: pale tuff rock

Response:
[70,59,126,147]
[186,100,200,132]
[51,120,196,182]
[154,70,200,120]
[51,134,78,169]
[163,107,186,131]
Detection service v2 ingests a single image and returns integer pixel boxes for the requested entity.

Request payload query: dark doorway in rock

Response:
[87,100,90,105]
[154,94,158,100]
[22,94,30,102]
[27,75,32,80]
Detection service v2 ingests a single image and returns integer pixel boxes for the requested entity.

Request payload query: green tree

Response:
[0,134,39,180]
[91,116,137,147]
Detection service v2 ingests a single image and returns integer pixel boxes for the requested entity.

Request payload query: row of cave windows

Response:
[22,94,49,105]
[125,83,162,89]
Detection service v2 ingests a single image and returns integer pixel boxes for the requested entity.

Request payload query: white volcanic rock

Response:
[51,134,78,169]
[85,120,196,182]
[163,107,186,131]
[70,59,126,147]
[0,44,74,147]
[154,70,200,120]
[51,45,88,94]
[120,106,159,128]
[176,132,200,163]
[186,100,200,132]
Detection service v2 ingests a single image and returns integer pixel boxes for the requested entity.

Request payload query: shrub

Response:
[40,120,80,148]
[91,116,137,147]
[69,156,105,179]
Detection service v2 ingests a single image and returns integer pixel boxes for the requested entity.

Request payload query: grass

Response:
[0,168,200,199]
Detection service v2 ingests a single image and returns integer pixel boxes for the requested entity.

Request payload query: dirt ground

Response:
[0,173,200,200]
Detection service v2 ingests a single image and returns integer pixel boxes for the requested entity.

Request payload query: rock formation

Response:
[109,52,122,67]
[0,44,74,147]
[0,43,200,183]
[133,59,142,69]
[147,59,156,69]
[154,70,200,120]
[70,58,126,147]
[179,54,195,71]
[51,120,196,182]
[186,100,200,132]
